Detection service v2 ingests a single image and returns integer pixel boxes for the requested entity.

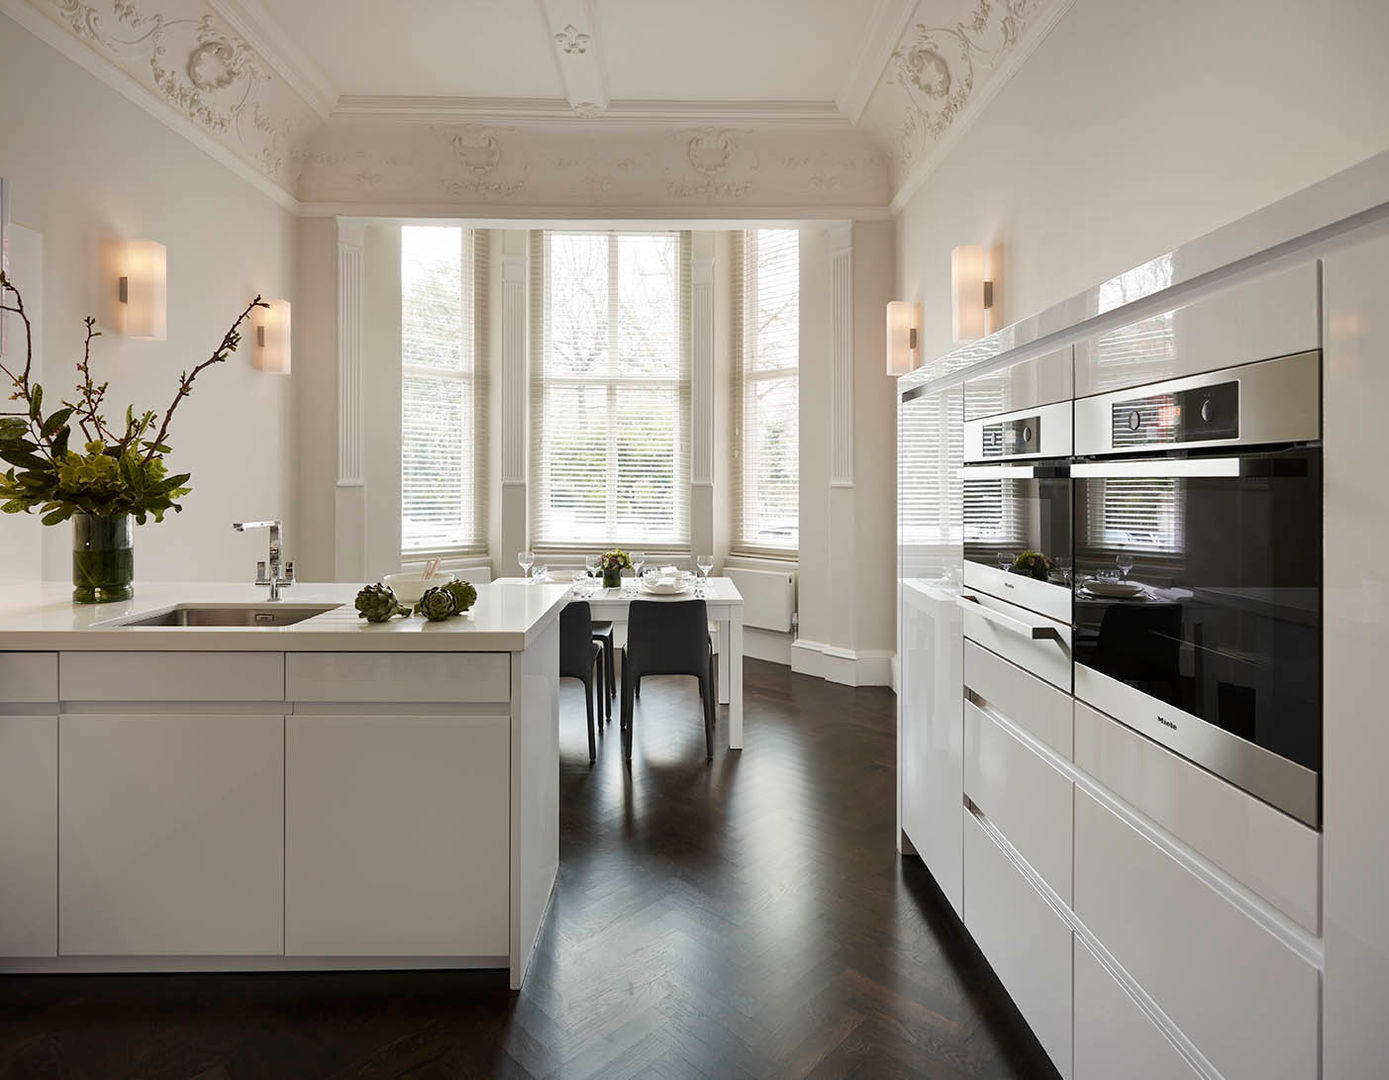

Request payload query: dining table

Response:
[498,575,746,749]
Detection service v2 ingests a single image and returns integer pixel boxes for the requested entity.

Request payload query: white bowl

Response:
[383,571,456,606]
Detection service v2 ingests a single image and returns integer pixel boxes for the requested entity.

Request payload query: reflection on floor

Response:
[0,659,1057,1079]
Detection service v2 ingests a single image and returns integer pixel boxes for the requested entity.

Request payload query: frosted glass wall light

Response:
[951,244,999,343]
[118,239,166,340]
[254,298,291,374]
[886,300,921,376]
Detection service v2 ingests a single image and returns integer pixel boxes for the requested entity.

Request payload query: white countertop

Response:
[0,581,574,652]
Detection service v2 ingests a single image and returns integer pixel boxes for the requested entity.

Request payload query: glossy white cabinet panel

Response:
[899,580,963,915]
[964,701,1073,902]
[285,713,510,957]
[0,653,57,703]
[963,812,1073,1078]
[1073,939,1201,1080]
[1074,260,1320,397]
[286,652,510,704]
[963,346,1073,421]
[964,641,1073,758]
[59,651,284,702]
[0,715,57,957]
[59,713,284,956]
[1075,701,1319,933]
[960,592,1071,692]
[1323,229,1389,1080]
[1074,789,1318,1080]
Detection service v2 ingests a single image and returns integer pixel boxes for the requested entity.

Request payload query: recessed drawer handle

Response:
[957,594,1062,640]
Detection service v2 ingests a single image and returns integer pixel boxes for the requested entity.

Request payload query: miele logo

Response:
[1003,581,1015,589]
[1156,715,1177,732]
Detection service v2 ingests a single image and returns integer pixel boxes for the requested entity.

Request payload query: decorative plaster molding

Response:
[336,218,365,487]
[828,223,854,487]
[329,96,853,128]
[204,0,336,118]
[539,0,608,117]
[500,252,528,485]
[835,0,919,125]
[24,0,320,195]
[690,252,715,487]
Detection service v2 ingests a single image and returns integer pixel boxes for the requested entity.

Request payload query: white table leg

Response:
[729,614,743,750]
[717,617,731,706]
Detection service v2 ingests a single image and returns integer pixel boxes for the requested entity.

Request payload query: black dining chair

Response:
[620,599,715,763]
[560,601,606,763]
[592,619,615,712]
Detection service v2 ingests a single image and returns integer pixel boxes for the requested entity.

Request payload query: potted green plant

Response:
[598,548,631,589]
[0,272,265,603]
[1009,549,1056,582]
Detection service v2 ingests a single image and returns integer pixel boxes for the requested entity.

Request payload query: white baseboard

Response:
[790,639,896,687]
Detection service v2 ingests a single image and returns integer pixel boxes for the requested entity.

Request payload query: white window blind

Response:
[1087,477,1184,552]
[530,230,690,549]
[898,389,963,547]
[400,226,488,557]
[732,228,799,554]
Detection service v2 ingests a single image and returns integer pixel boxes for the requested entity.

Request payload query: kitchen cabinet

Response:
[0,714,57,957]
[285,712,511,957]
[59,712,284,956]
[963,345,1073,420]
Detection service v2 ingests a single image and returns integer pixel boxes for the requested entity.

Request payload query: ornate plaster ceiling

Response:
[3,0,1072,211]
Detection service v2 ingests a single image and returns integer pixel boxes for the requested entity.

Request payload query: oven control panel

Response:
[981,415,1041,457]
[1110,380,1239,447]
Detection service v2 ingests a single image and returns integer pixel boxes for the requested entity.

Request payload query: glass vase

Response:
[72,513,134,604]
[602,567,622,589]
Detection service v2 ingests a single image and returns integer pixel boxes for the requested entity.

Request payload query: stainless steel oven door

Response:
[961,460,1072,624]
[1071,446,1322,827]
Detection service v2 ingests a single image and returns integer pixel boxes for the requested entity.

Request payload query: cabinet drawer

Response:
[1074,939,1200,1080]
[960,594,1071,692]
[0,653,57,703]
[964,701,1073,902]
[286,652,510,704]
[60,651,284,702]
[964,346,1073,421]
[964,640,1072,758]
[1075,702,1319,934]
[1074,260,1319,397]
[964,811,1073,1078]
[1074,789,1318,1080]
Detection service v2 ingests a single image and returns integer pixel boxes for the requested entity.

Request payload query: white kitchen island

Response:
[0,580,573,989]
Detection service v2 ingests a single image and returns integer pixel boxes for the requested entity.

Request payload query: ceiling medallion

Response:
[554,24,591,55]
[187,39,239,92]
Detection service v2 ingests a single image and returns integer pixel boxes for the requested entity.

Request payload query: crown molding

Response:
[836,0,919,125]
[0,0,300,211]
[205,0,339,119]
[888,0,1077,215]
[295,201,894,222]
[330,95,855,128]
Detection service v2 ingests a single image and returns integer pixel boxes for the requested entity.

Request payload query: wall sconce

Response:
[885,300,921,376]
[951,244,1000,343]
[254,298,291,374]
[118,239,166,340]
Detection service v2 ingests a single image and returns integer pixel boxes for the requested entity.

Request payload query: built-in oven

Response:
[961,400,1073,625]
[1071,350,1322,826]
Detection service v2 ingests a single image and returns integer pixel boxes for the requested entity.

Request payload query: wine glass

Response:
[1116,553,1135,581]
[696,554,714,596]
[531,563,548,584]
[997,551,1012,572]
[584,553,598,582]
[631,551,646,580]
[518,550,534,582]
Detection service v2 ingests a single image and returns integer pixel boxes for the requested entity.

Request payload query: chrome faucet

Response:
[232,519,295,600]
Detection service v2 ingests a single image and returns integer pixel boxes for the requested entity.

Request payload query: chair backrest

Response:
[626,599,709,679]
[559,600,594,679]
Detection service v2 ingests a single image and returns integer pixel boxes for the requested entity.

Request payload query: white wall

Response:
[0,17,295,582]
[897,0,1389,363]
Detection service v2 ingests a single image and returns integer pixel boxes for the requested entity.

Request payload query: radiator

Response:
[725,567,797,632]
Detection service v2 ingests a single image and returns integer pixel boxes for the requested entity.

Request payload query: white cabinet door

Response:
[285,713,510,957]
[963,812,1073,1078]
[1074,939,1200,1080]
[59,713,284,956]
[0,714,57,957]
[900,580,963,915]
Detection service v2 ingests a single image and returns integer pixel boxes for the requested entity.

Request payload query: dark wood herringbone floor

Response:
[0,660,1058,1080]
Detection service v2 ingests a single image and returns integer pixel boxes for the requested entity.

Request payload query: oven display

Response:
[982,415,1041,457]
[1111,381,1239,447]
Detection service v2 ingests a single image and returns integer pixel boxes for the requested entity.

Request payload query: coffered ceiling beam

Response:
[537,0,609,116]
[206,0,338,119]
[836,0,920,125]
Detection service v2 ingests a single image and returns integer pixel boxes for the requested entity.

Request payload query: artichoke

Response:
[355,583,410,623]
[416,585,459,622]
[444,579,477,613]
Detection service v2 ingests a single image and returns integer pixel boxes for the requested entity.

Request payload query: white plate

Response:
[640,579,692,596]
[1081,579,1146,598]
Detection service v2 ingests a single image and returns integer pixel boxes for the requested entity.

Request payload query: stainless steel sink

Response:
[109,603,341,628]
